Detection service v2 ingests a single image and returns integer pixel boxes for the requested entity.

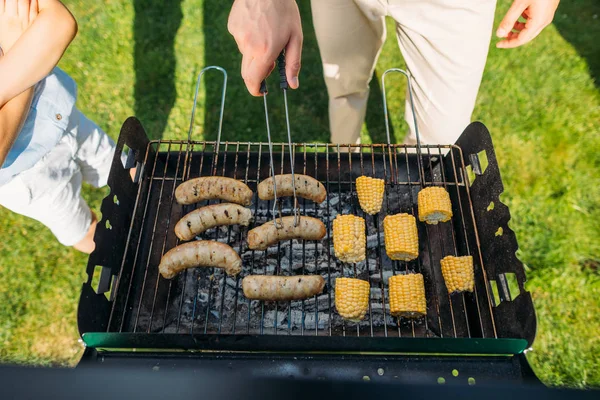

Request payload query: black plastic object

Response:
[260,80,267,95]
[259,50,287,94]
[277,50,288,89]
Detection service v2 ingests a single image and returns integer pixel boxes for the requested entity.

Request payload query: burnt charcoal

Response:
[115,149,485,342]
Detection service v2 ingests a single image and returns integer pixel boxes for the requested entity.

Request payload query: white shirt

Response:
[0,67,77,186]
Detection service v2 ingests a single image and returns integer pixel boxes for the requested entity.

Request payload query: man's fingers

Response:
[0,1,5,14]
[512,21,526,32]
[284,32,303,89]
[496,25,539,49]
[29,0,38,22]
[17,0,28,18]
[230,30,244,53]
[245,58,275,96]
[268,61,276,76]
[496,1,528,37]
[5,0,17,16]
[241,54,251,81]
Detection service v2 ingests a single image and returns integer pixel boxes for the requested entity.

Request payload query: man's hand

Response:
[228,0,303,96]
[0,0,39,52]
[496,0,560,49]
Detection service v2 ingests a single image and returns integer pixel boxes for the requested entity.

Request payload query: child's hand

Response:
[0,0,39,53]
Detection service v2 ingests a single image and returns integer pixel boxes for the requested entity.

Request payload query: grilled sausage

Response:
[242,275,325,301]
[175,176,253,206]
[258,174,326,203]
[174,203,252,241]
[247,216,326,250]
[159,241,242,279]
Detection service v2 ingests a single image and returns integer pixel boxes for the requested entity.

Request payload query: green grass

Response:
[0,0,599,387]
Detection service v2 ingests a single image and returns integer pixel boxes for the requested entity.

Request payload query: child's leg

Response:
[0,134,97,252]
[73,210,98,253]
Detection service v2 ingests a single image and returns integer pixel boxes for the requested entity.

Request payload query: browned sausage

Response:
[175,176,253,206]
[174,203,252,241]
[247,216,326,250]
[242,275,325,301]
[159,241,242,279]
[258,174,326,203]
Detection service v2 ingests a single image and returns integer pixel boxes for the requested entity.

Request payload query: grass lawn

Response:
[1,0,599,388]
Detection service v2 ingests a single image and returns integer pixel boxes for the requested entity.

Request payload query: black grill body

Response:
[78,118,537,383]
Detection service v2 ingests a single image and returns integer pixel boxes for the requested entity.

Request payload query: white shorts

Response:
[0,109,115,246]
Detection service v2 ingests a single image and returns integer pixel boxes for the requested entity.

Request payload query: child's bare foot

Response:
[74,211,97,254]
[129,166,137,181]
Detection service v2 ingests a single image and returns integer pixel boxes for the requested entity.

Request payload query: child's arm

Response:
[0,0,39,166]
[0,88,34,166]
[0,0,77,107]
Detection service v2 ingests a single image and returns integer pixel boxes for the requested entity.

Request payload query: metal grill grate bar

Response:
[107,141,495,340]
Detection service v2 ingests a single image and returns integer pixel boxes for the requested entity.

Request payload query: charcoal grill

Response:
[77,67,538,384]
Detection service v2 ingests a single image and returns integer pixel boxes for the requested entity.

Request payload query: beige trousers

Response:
[311,0,497,145]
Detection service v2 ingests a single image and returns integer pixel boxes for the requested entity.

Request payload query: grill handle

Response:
[260,50,289,90]
[277,51,289,89]
[259,77,285,228]
[277,50,299,225]
[259,51,300,227]
[187,66,228,175]
[381,69,424,186]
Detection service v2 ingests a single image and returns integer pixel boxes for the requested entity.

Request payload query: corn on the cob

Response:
[418,187,453,224]
[355,176,385,215]
[389,273,427,318]
[333,214,366,263]
[335,277,370,321]
[440,255,474,293]
[383,213,419,261]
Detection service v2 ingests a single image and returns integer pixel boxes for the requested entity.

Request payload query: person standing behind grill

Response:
[227,0,560,145]
[0,0,119,254]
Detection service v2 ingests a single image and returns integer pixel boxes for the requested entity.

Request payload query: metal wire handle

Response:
[260,51,299,228]
[277,51,300,227]
[260,80,284,229]
[187,66,228,175]
[381,68,425,187]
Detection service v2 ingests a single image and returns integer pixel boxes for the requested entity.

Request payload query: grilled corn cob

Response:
[383,213,419,261]
[389,273,427,318]
[333,214,366,263]
[335,278,370,321]
[440,255,474,293]
[355,176,385,215]
[418,186,453,224]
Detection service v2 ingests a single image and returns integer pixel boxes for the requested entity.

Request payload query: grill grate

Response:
[104,140,497,340]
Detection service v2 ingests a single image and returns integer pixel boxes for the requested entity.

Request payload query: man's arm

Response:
[0,87,34,166]
[0,0,77,107]
[228,0,303,96]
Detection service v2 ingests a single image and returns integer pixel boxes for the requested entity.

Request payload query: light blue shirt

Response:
[0,67,77,186]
